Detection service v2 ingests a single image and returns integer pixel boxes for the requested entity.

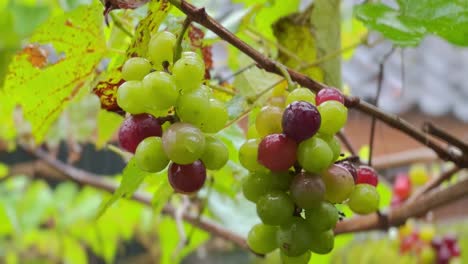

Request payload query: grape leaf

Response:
[96,109,124,149]
[3,2,106,142]
[355,1,468,46]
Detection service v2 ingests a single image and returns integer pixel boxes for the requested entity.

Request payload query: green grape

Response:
[173,55,205,92]
[147,31,176,69]
[116,81,146,114]
[277,217,313,257]
[242,172,292,203]
[161,122,206,164]
[290,172,325,209]
[304,201,339,231]
[135,137,169,172]
[271,171,294,191]
[268,96,286,108]
[122,57,152,81]
[280,251,311,264]
[142,71,178,110]
[318,101,347,135]
[297,137,333,173]
[326,135,341,162]
[348,184,380,214]
[247,223,279,254]
[309,229,334,254]
[286,88,316,106]
[200,136,228,170]
[321,164,355,203]
[238,139,267,172]
[255,105,283,137]
[181,51,203,62]
[256,191,294,226]
[199,98,228,133]
[176,86,211,126]
[247,124,259,139]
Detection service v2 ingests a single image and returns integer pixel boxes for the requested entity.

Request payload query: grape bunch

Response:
[398,222,460,264]
[240,87,381,262]
[116,31,229,194]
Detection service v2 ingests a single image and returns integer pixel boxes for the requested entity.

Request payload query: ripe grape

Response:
[282,101,321,143]
[247,223,279,254]
[286,88,316,105]
[348,184,380,214]
[277,217,313,257]
[200,136,229,170]
[290,172,325,209]
[255,105,283,137]
[168,160,206,194]
[134,137,169,172]
[304,201,339,231]
[315,88,345,105]
[198,98,228,133]
[297,137,333,173]
[116,80,147,114]
[238,139,267,172]
[258,134,297,172]
[321,164,355,203]
[393,173,411,199]
[173,54,205,92]
[356,165,379,186]
[317,101,347,135]
[176,86,211,126]
[437,245,452,264]
[256,191,294,226]
[122,57,152,81]
[118,114,162,153]
[280,251,311,264]
[142,71,178,110]
[336,161,357,183]
[147,31,176,69]
[162,122,206,164]
[309,229,334,254]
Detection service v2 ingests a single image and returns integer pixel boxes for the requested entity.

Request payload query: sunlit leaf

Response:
[96,109,124,149]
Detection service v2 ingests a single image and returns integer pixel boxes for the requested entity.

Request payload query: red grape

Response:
[168,160,206,194]
[337,161,357,183]
[393,173,411,199]
[443,234,457,249]
[118,114,162,153]
[437,245,451,264]
[315,88,345,105]
[356,165,379,186]
[258,134,297,172]
[431,237,443,250]
[282,101,321,142]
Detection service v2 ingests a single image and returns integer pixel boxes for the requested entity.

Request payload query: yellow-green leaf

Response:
[96,109,123,149]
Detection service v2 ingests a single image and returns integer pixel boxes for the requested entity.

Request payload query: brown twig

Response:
[337,131,357,156]
[168,0,467,167]
[423,122,468,154]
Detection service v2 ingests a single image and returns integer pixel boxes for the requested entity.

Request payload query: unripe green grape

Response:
[255,105,283,137]
[173,56,205,92]
[348,184,380,214]
[116,81,147,114]
[286,88,316,105]
[199,98,228,133]
[181,51,203,62]
[318,101,347,135]
[247,124,259,139]
[200,136,229,170]
[142,71,178,110]
[309,229,334,254]
[256,191,294,226]
[135,137,169,172]
[297,137,333,173]
[147,31,176,69]
[238,139,267,172]
[161,122,206,165]
[242,172,292,203]
[176,86,211,126]
[122,57,152,81]
[247,223,279,254]
[304,201,339,231]
[280,251,311,264]
[321,164,355,203]
[277,217,313,257]
[326,136,341,162]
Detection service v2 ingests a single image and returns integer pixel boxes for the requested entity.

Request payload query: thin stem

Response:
[174,17,192,62]
[110,13,134,38]
[275,62,295,91]
[337,131,357,156]
[206,82,237,96]
[218,63,256,83]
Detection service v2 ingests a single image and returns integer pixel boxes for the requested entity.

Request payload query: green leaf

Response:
[97,158,150,218]
[3,2,106,142]
[17,180,54,230]
[63,236,87,264]
[150,175,173,215]
[96,109,124,149]
[9,2,51,37]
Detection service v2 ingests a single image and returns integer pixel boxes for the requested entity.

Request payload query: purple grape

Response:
[168,160,206,194]
[337,161,357,183]
[258,134,297,172]
[282,101,321,143]
[118,114,162,153]
[437,245,451,264]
